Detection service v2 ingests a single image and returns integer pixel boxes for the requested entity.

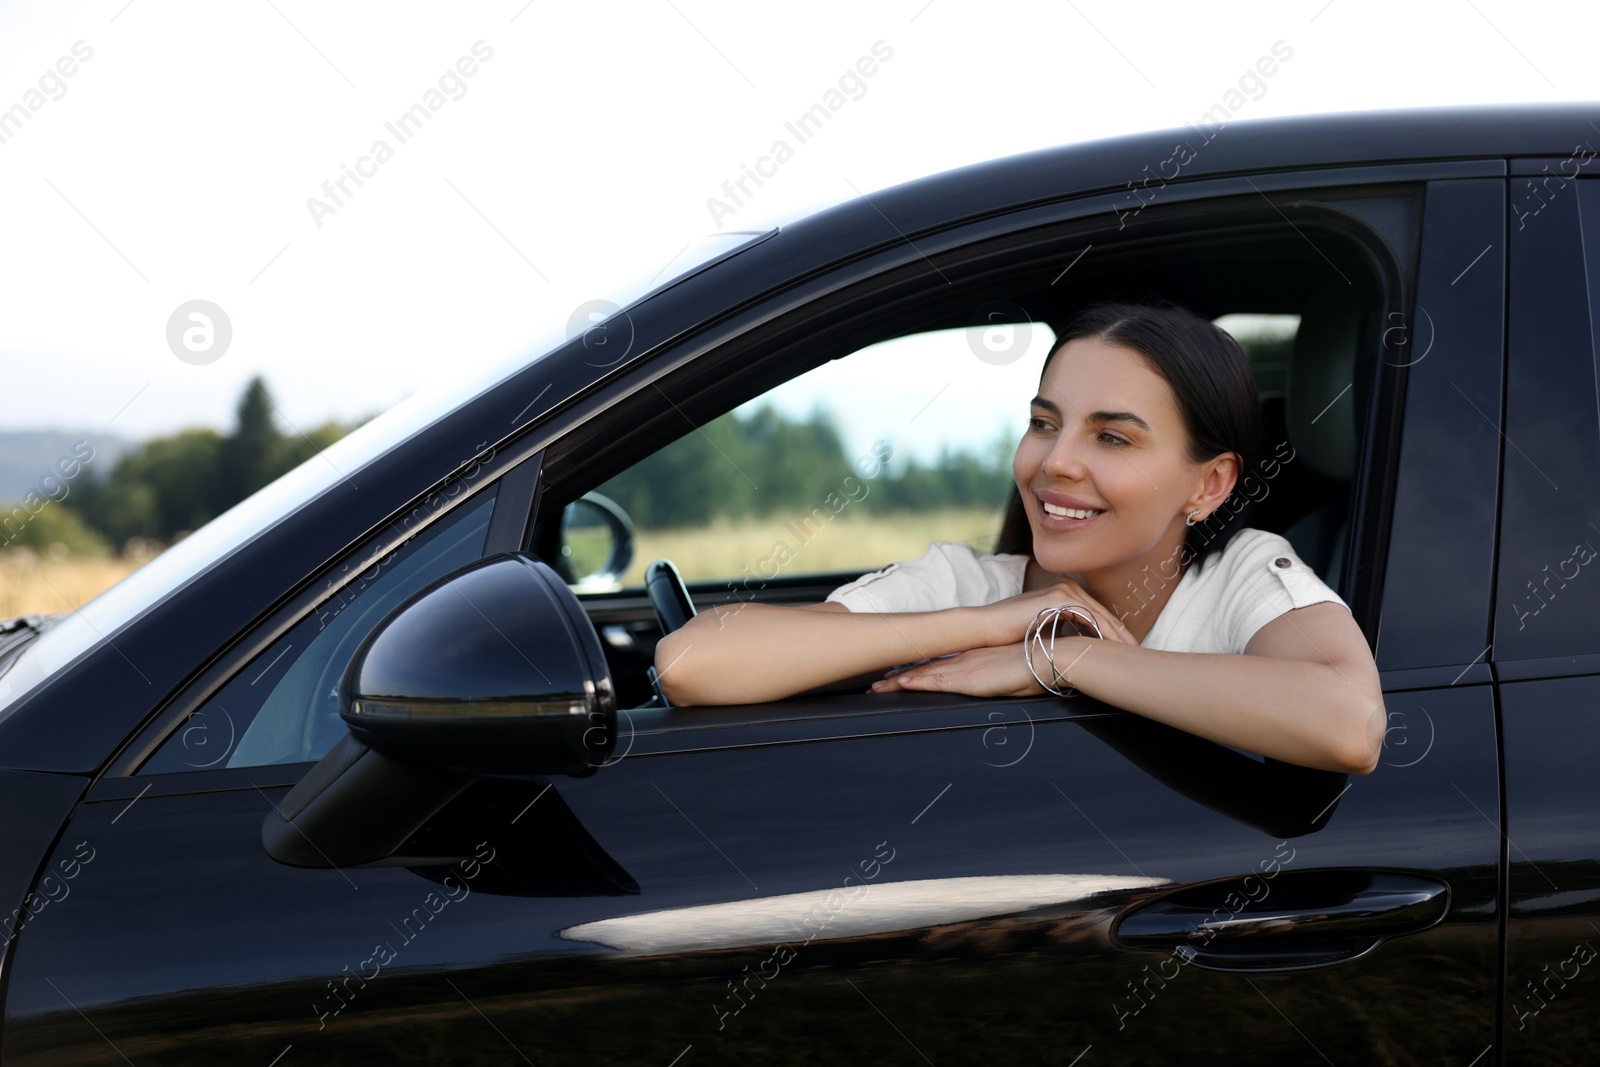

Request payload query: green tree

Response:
[64,377,354,551]
[744,405,851,516]
[597,405,856,529]
[596,405,1022,529]
[213,376,278,514]
[73,428,225,544]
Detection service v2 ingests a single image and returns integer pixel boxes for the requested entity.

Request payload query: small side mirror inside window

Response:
[561,492,635,591]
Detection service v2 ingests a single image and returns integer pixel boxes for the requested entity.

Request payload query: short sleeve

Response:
[1220,531,1349,651]
[1063,528,1346,655]
[825,541,1028,613]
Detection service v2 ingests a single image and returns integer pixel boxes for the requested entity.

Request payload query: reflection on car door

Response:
[2,683,1497,1065]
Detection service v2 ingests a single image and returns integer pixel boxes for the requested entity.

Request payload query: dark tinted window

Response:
[140,490,496,773]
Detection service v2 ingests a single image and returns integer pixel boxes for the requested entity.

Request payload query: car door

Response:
[1494,165,1600,1065]
[1,172,1503,1067]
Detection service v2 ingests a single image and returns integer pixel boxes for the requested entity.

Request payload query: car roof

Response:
[769,102,1588,242]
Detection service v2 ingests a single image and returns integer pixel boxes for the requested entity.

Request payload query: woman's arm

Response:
[653,600,993,707]
[874,601,1386,775]
[1069,603,1382,774]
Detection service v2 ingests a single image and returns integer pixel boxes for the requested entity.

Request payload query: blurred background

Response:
[2,0,1594,612]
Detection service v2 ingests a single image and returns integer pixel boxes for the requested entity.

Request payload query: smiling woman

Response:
[654,301,1387,775]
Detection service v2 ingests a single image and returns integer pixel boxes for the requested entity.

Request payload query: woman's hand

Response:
[975,577,1141,648]
[869,643,1052,698]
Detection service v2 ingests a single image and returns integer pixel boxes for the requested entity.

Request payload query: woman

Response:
[654,301,1385,775]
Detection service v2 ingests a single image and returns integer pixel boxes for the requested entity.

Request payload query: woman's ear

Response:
[1189,451,1241,519]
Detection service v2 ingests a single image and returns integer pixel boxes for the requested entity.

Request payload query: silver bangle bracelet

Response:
[1023,604,1102,697]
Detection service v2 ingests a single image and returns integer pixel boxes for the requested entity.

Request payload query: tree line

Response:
[4,384,1014,555]
[3,377,351,555]
[596,402,1014,529]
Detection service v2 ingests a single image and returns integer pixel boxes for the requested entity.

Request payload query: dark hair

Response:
[996,300,1262,571]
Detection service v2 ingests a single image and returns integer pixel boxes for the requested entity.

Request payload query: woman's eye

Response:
[1098,431,1130,447]
[1027,416,1054,432]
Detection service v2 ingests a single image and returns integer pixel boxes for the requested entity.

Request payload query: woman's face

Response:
[1013,335,1228,577]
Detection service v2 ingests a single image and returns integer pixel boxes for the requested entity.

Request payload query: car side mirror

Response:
[263,553,616,868]
[342,552,616,775]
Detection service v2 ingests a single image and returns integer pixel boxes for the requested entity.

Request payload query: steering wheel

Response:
[645,559,696,635]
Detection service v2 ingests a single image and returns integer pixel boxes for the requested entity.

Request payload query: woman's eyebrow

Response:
[1030,396,1151,432]
[1087,409,1152,432]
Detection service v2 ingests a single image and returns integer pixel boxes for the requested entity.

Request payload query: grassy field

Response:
[0,549,146,619]
[611,506,1007,586]
[0,507,1009,619]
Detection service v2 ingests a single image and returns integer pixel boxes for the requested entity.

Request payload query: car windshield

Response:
[0,229,775,717]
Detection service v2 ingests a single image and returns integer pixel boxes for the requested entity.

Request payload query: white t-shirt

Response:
[824,528,1348,654]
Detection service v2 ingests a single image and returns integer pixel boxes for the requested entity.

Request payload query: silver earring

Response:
[1185,509,1201,527]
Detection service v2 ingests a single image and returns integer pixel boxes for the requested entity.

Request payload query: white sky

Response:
[0,0,1593,459]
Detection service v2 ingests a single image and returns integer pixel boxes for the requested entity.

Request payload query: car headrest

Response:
[1285,282,1361,482]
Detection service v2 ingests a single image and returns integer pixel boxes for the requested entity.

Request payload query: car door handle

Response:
[1111,869,1450,973]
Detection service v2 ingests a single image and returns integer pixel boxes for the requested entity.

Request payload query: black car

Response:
[0,103,1593,1065]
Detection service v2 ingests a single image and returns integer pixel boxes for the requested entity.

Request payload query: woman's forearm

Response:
[1057,638,1385,774]
[654,602,986,706]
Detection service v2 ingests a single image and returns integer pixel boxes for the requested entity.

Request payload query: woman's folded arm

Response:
[653,600,990,706]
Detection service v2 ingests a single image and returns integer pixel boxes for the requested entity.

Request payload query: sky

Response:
[0,0,1595,463]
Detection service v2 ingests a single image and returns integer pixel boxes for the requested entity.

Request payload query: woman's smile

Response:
[1036,490,1106,526]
